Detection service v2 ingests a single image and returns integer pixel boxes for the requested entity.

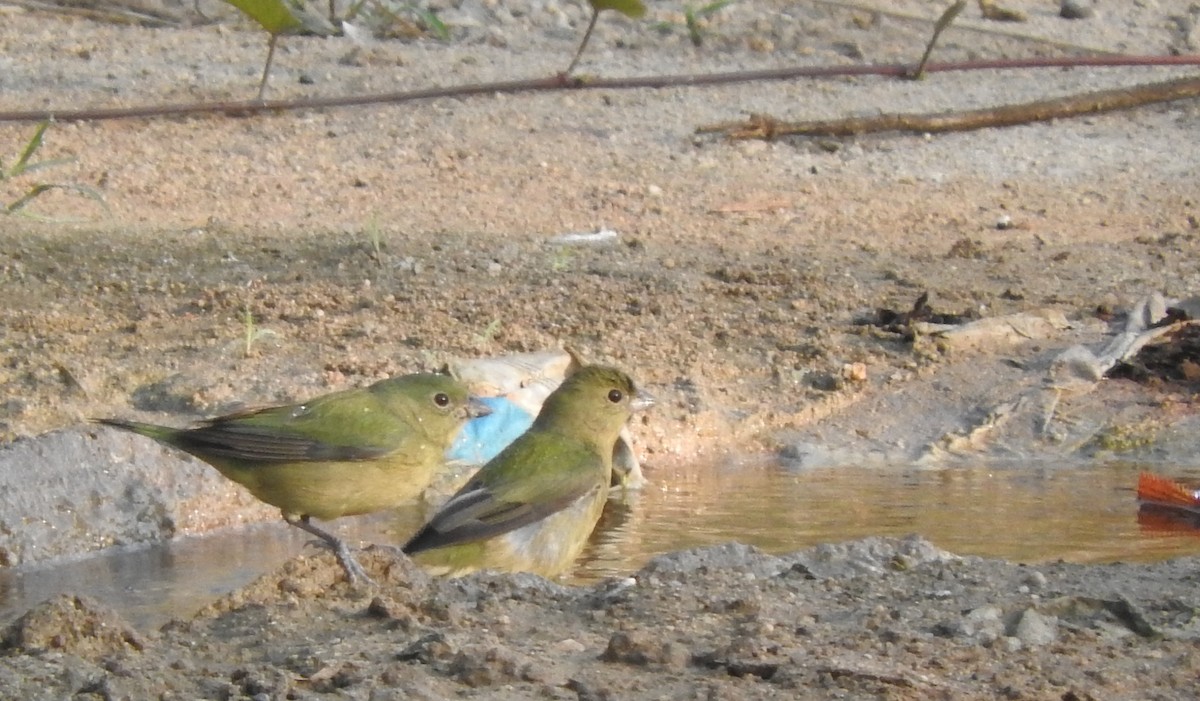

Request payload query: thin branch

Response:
[0,55,1197,123]
[695,75,1200,139]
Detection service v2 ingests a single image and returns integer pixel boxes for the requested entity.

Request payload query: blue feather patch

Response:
[445,396,534,465]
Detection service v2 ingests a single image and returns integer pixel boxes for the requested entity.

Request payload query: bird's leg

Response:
[285,514,373,585]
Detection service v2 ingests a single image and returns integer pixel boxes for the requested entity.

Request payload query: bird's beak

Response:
[631,389,655,412]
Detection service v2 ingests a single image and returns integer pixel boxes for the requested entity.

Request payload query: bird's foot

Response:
[331,541,374,586]
[287,515,375,586]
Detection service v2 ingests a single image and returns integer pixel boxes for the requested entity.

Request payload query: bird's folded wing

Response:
[179,401,398,462]
[403,438,600,553]
[176,419,394,462]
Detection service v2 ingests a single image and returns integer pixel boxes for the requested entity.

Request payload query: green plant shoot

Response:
[223,0,334,99]
[2,121,105,218]
[565,0,647,75]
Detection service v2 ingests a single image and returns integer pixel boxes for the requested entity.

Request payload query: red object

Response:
[1137,472,1200,534]
[1137,472,1200,510]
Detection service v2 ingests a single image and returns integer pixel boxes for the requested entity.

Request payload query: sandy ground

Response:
[3,0,1200,697]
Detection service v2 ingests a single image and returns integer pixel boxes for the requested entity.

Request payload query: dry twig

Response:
[696,75,1200,139]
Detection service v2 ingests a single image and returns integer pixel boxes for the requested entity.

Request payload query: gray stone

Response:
[0,426,274,567]
[961,604,1005,643]
[1011,608,1058,647]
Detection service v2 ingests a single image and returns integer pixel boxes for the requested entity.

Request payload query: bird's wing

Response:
[175,417,394,462]
[403,433,602,553]
[177,394,404,463]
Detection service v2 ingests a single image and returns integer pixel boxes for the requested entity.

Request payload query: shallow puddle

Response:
[577,460,1200,580]
[3,460,1198,629]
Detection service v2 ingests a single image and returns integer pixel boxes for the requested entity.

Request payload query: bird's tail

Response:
[92,417,178,443]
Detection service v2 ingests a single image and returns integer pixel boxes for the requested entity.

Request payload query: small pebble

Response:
[841,362,868,383]
[1022,570,1048,590]
[1060,0,1095,20]
[554,638,587,654]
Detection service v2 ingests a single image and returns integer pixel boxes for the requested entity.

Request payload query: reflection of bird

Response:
[96,373,483,583]
[405,365,654,578]
[569,487,640,583]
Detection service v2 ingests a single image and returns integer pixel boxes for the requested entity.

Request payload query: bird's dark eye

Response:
[434,393,451,407]
[607,389,623,403]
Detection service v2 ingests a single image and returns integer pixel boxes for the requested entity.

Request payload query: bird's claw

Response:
[331,541,374,586]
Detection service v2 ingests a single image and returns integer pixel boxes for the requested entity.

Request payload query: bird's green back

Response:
[223,373,467,454]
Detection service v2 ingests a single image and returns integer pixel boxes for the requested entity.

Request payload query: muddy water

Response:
[2,461,1198,629]
[578,460,1200,580]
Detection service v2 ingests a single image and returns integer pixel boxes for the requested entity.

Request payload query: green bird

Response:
[403,364,654,578]
[96,373,484,583]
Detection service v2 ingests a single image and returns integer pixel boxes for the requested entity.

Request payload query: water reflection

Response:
[3,461,1200,629]
[573,461,1200,580]
[0,522,309,630]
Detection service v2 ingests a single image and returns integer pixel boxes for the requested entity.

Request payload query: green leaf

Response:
[19,157,75,175]
[9,120,50,178]
[224,0,306,35]
[418,8,450,41]
[590,0,646,19]
[685,8,702,47]
[695,0,734,19]
[6,183,106,217]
